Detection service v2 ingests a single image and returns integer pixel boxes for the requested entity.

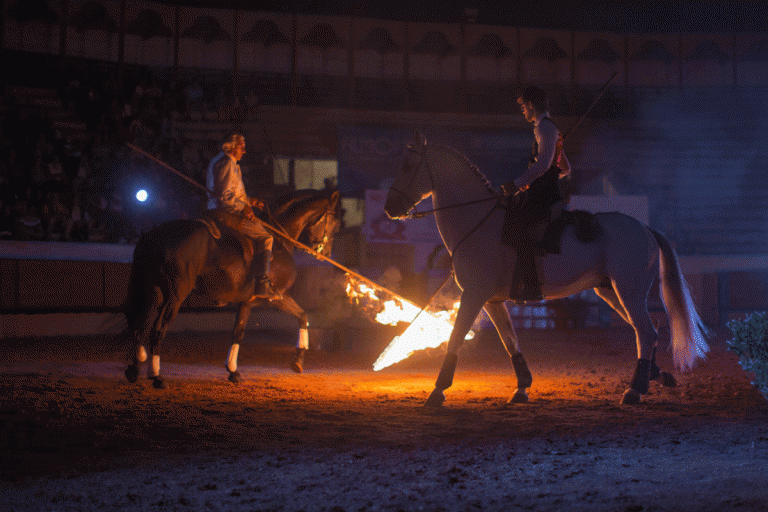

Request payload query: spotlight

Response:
[136,189,148,202]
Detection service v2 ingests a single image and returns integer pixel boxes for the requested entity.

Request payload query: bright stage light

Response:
[136,189,148,202]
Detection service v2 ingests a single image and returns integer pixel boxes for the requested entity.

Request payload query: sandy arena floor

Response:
[1,325,768,511]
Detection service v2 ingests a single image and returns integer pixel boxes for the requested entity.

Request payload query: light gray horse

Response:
[385,131,710,407]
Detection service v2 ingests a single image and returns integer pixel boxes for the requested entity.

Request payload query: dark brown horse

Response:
[124,189,342,388]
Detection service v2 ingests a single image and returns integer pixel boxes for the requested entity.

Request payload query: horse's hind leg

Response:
[594,285,630,325]
[145,290,188,389]
[125,287,161,384]
[606,279,659,405]
[483,302,532,404]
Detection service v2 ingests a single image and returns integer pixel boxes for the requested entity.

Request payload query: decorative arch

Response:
[358,27,399,52]
[470,33,511,59]
[71,1,117,32]
[181,15,231,44]
[241,19,289,46]
[525,36,567,62]
[413,31,456,57]
[300,23,344,49]
[578,39,620,64]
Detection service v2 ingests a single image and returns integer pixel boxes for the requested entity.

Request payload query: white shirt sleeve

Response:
[207,152,248,213]
[514,119,558,190]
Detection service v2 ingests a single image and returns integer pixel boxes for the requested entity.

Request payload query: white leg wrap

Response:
[138,345,148,362]
[298,328,309,350]
[226,344,240,373]
[149,355,160,378]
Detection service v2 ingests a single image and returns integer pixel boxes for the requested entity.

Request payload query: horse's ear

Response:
[330,189,340,204]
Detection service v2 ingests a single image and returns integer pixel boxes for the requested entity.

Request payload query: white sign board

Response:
[364,190,442,245]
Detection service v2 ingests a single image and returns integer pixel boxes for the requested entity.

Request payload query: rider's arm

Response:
[514,120,557,190]
[558,147,571,177]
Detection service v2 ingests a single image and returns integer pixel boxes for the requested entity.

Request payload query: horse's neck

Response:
[429,147,496,251]
[276,198,323,240]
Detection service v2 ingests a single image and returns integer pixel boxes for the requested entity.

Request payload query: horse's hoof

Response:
[125,365,139,383]
[620,388,641,405]
[291,348,305,374]
[151,377,167,390]
[228,371,243,384]
[507,389,529,404]
[424,389,446,408]
[660,371,676,387]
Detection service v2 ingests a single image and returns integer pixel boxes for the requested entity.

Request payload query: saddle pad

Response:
[195,211,255,262]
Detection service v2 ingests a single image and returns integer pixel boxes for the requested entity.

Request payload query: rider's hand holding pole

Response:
[245,205,259,223]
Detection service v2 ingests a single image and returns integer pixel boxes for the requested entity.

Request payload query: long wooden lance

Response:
[125,142,431,311]
[562,70,618,142]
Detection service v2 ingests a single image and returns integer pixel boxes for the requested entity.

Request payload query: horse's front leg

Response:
[259,295,310,373]
[483,302,532,404]
[226,303,254,383]
[425,292,486,408]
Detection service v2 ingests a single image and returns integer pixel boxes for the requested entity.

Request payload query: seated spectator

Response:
[15,201,44,241]
[41,189,70,241]
[0,201,18,239]
[65,192,91,242]
[101,192,137,244]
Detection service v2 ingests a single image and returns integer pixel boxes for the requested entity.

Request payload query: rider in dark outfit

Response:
[502,86,571,302]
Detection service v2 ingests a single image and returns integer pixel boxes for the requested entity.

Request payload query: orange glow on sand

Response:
[345,274,474,371]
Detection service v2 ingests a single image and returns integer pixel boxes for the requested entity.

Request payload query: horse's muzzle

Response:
[384,192,409,220]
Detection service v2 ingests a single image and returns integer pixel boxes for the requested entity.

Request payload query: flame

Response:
[345,274,474,371]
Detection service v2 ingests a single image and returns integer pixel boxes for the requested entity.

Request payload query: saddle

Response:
[507,209,602,303]
[194,210,255,262]
[540,209,603,255]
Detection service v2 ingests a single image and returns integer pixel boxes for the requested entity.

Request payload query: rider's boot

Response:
[519,250,542,302]
[511,230,542,302]
[250,250,281,300]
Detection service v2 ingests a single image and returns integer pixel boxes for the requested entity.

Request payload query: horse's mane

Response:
[270,189,320,213]
[429,143,497,196]
[271,189,336,222]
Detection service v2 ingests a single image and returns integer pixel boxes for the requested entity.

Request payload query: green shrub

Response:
[727,311,768,400]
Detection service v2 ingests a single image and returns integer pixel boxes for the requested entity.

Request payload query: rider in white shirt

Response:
[207,132,279,299]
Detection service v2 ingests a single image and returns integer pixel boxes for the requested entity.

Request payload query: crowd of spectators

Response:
[0,64,230,244]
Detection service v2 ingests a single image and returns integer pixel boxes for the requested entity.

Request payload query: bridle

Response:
[387,142,435,219]
[307,197,338,254]
[387,141,502,256]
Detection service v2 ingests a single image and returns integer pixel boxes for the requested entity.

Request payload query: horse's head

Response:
[385,130,432,220]
[305,189,342,257]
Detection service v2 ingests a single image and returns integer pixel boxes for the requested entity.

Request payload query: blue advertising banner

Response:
[337,126,532,198]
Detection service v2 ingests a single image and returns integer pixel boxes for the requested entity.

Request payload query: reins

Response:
[408,195,502,219]
[402,72,619,221]
[398,143,505,257]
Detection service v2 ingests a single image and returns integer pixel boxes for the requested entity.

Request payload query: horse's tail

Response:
[650,229,710,371]
[123,232,154,333]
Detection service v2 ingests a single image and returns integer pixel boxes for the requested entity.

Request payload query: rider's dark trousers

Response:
[501,165,562,298]
[241,216,274,285]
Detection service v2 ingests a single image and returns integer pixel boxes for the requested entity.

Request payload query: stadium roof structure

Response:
[154,1,767,34]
